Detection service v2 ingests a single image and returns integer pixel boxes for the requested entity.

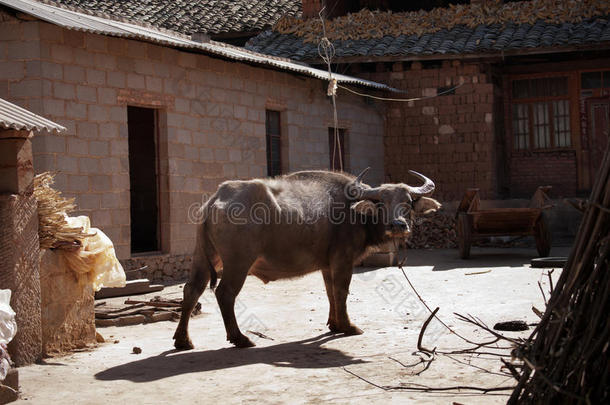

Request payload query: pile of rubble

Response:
[274,0,610,42]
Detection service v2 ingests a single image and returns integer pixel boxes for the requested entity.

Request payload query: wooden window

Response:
[328,128,347,171]
[127,106,159,253]
[510,76,572,150]
[265,110,281,177]
[581,70,610,90]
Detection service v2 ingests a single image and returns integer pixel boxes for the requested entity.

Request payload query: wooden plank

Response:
[94,279,164,299]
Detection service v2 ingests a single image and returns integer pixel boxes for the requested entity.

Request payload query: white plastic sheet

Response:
[60,216,126,291]
[0,290,17,346]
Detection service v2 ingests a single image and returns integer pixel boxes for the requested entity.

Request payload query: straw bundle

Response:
[33,172,89,250]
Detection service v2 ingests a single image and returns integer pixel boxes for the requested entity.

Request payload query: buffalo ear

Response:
[350,200,377,216]
[413,197,441,215]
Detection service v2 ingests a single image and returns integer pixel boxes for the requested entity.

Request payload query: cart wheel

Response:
[457,212,471,259]
[534,213,551,257]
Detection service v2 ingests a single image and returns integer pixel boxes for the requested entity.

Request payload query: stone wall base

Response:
[121,254,193,283]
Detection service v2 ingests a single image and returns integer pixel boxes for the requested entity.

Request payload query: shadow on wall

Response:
[95,332,365,382]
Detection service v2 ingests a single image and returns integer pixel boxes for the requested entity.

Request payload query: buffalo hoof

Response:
[329,323,363,335]
[174,337,194,350]
[343,325,364,335]
[230,334,256,348]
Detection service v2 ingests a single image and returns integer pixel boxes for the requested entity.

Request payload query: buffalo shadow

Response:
[95,332,365,383]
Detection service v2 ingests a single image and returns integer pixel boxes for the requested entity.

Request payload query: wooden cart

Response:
[456,186,552,259]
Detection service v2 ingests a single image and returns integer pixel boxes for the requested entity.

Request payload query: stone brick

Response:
[76,121,98,139]
[85,69,105,86]
[67,137,87,155]
[65,101,87,120]
[89,140,109,157]
[56,155,78,173]
[7,41,40,60]
[88,105,109,122]
[52,82,75,99]
[90,175,111,191]
[78,157,99,174]
[77,194,100,210]
[107,71,126,88]
[98,88,117,105]
[50,44,73,62]
[9,80,40,98]
[0,61,24,80]
[63,65,85,83]
[99,122,119,139]
[67,174,89,192]
[127,73,145,89]
[76,85,97,103]
[42,99,64,117]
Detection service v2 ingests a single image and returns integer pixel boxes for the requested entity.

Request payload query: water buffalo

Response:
[174,168,441,349]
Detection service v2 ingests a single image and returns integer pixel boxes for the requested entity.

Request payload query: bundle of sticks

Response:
[509,143,610,403]
[275,0,610,43]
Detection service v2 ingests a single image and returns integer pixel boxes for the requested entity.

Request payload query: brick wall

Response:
[0,17,384,279]
[509,151,577,197]
[363,60,498,201]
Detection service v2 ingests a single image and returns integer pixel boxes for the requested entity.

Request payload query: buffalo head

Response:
[347,167,441,236]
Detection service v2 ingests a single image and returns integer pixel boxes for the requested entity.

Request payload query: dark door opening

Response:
[127,106,159,253]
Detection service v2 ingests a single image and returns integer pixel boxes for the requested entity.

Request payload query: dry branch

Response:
[508,142,610,404]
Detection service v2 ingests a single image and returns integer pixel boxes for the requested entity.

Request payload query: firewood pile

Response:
[274,0,610,43]
[95,297,198,327]
[406,211,457,249]
[509,142,610,403]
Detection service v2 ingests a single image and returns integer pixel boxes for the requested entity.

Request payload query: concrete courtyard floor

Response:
[16,247,569,404]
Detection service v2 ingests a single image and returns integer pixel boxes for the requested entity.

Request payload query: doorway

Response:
[127,106,160,253]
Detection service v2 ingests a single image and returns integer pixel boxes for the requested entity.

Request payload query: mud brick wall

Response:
[39,250,96,355]
[0,14,384,278]
[0,191,42,366]
[363,61,498,201]
[509,150,578,197]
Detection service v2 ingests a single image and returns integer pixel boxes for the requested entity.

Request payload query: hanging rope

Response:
[337,81,465,102]
[318,7,342,172]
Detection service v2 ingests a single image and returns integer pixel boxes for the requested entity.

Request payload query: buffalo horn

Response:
[406,170,435,197]
[354,167,370,184]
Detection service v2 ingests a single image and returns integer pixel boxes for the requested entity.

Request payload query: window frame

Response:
[508,74,574,152]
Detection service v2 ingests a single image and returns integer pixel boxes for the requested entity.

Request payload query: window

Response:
[328,128,347,171]
[127,106,160,253]
[581,70,610,90]
[510,76,572,150]
[265,110,281,177]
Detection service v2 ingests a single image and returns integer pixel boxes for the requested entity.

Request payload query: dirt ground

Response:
[16,247,568,404]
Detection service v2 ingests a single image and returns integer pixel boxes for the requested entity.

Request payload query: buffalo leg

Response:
[173,255,210,350]
[330,262,363,335]
[215,257,255,348]
[321,268,339,332]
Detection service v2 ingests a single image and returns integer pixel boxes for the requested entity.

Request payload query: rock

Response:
[95,332,105,343]
[132,347,142,354]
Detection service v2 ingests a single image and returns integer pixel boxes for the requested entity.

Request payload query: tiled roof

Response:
[45,0,301,36]
[0,0,393,91]
[246,16,610,62]
[0,98,66,133]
